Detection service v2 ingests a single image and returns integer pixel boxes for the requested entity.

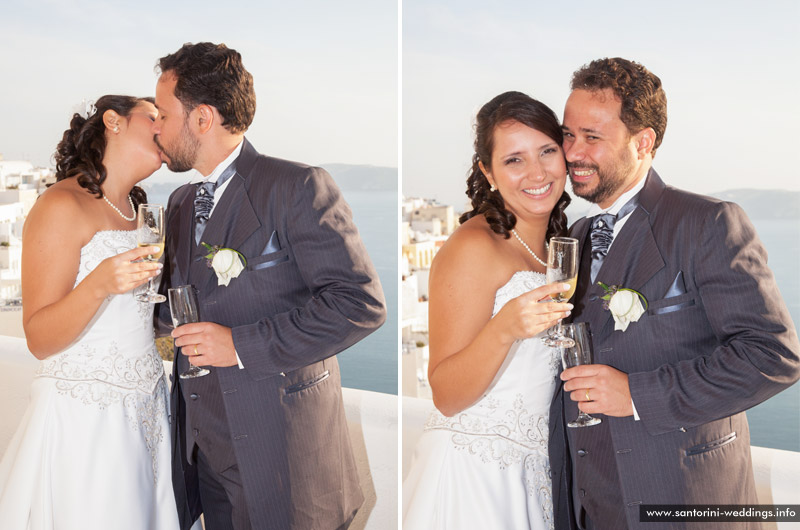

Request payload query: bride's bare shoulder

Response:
[431,215,511,279]
[24,180,94,237]
[441,215,505,252]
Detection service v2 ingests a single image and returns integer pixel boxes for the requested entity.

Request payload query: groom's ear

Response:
[195,104,214,134]
[635,128,656,158]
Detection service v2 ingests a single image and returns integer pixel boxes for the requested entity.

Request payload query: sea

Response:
[333,190,398,396]
[743,219,799,452]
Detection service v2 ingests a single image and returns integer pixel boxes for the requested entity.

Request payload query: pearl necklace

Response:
[103,194,136,222]
[511,229,548,267]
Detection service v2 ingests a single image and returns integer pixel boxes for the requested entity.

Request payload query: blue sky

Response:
[403,0,800,209]
[2,1,798,208]
[0,0,397,173]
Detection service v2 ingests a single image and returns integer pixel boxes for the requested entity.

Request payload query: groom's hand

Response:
[561,364,633,417]
[172,322,238,367]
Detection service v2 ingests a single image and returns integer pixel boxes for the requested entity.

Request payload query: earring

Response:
[490,184,497,192]
[113,125,120,133]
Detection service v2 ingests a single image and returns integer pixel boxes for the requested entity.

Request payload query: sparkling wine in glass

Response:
[542,237,579,348]
[135,204,166,303]
[168,285,209,379]
[560,322,601,428]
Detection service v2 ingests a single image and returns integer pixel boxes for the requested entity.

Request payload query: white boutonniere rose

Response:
[201,243,247,287]
[598,282,648,332]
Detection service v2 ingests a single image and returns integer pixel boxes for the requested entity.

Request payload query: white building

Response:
[0,244,22,300]
[0,159,53,303]
[409,203,456,236]
[401,197,427,221]
[401,272,431,398]
[402,197,457,397]
[0,161,51,192]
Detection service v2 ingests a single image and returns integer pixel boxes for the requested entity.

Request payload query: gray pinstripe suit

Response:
[549,169,800,530]
[160,139,386,529]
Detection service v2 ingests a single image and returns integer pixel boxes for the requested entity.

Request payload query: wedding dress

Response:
[403,271,559,530]
[0,230,179,529]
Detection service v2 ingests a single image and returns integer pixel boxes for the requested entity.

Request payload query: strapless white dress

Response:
[403,271,560,530]
[0,230,179,529]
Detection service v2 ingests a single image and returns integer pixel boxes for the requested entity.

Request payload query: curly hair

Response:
[571,57,667,156]
[459,91,571,242]
[157,42,256,134]
[53,95,152,208]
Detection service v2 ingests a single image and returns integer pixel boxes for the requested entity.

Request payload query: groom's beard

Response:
[155,120,199,173]
[568,146,636,205]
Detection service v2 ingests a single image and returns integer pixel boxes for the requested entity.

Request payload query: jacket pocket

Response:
[247,248,290,271]
[283,370,330,395]
[685,432,737,456]
[648,291,696,316]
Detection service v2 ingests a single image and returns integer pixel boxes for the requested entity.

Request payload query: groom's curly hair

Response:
[460,91,571,242]
[157,42,256,134]
[571,57,667,157]
[53,95,150,209]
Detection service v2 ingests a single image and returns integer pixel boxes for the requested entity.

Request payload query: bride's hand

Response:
[494,282,573,342]
[86,246,164,297]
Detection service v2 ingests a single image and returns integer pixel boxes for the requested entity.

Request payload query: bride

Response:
[0,95,179,528]
[403,91,572,529]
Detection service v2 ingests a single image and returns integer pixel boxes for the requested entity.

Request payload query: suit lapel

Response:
[571,216,592,255]
[569,217,594,319]
[587,169,667,339]
[191,170,262,294]
[206,175,261,253]
[169,185,196,286]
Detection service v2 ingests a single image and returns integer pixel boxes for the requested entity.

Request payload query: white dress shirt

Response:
[188,140,244,218]
[584,172,648,254]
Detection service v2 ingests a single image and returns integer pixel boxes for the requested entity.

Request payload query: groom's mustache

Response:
[567,162,597,171]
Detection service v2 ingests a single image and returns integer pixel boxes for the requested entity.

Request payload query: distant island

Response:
[708,189,800,220]
[559,188,800,225]
[140,163,397,206]
[320,164,397,193]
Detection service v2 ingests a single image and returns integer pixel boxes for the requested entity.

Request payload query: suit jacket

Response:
[549,169,800,530]
[160,139,387,530]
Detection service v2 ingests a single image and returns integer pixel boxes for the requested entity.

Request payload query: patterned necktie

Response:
[193,160,238,244]
[589,194,640,283]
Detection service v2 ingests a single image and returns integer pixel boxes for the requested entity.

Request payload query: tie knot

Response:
[590,212,615,264]
[196,180,216,196]
[194,180,216,223]
[592,212,616,232]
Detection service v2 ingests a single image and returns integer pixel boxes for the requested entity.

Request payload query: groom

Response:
[550,57,800,530]
[153,42,386,530]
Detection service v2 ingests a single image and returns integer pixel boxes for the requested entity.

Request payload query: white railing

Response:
[402,395,800,530]
[0,335,397,530]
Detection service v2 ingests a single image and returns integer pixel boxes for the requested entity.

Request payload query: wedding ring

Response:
[585,389,591,402]
[193,345,198,356]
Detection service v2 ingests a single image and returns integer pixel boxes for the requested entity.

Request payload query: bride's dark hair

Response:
[54,95,153,209]
[459,91,570,241]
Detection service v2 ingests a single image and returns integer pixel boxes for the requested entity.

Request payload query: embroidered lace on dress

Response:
[422,271,559,529]
[34,230,167,484]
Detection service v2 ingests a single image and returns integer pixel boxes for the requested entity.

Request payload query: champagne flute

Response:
[169,285,210,379]
[135,204,166,303]
[542,237,579,348]
[560,322,601,428]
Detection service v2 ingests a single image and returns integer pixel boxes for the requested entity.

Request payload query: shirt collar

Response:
[585,171,649,218]
[187,140,244,185]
